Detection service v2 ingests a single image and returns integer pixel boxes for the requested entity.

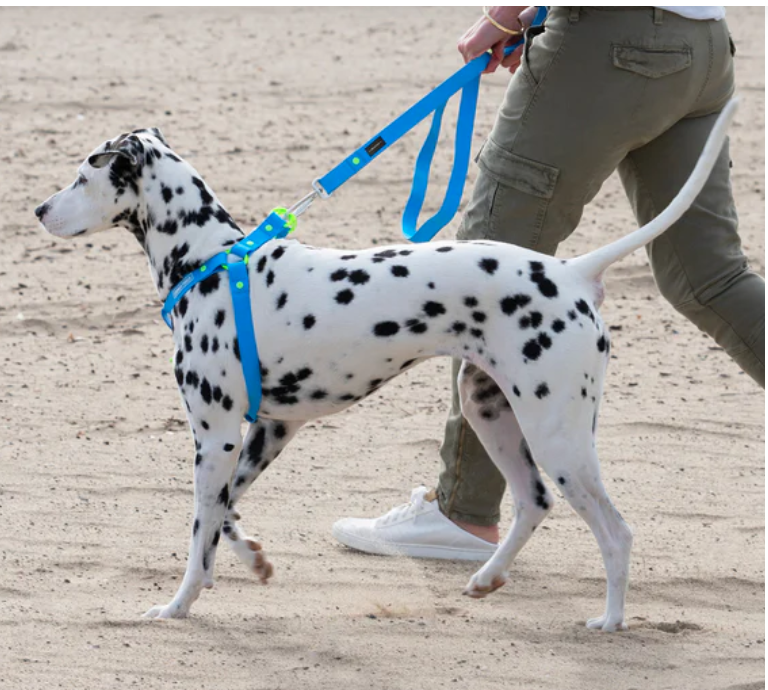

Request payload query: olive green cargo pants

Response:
[438,6,765,526]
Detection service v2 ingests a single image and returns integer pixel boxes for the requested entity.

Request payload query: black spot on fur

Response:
[276,292,288,310]
[522,339,542,361]
[199,272,221,296]
[597,335,607,352]
[552,319,566,333]
[535,383,550,399]
[256,256,267,273]
[349,269,370,284]
[191,176,214,205]
[331,269,348,282]
[423,301,446,318]
[217,485,230,505]
[406,319,428,334]
[336,289,354,304]
[391,265,409,278]
[374,321,400,337]
[464,297,478,308]
[271,246,285,260]
[200,379,212,404]
[436,246,453,253]
[500,294,532,315]
[185,371,200,389]
[513,385,521,397]
[215,310,226,327]
[157,219,178,235]
[479,258,499,275]
[303,315,316,330]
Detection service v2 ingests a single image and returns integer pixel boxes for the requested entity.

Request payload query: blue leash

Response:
[163,7,548,423]
[313,5,548,242]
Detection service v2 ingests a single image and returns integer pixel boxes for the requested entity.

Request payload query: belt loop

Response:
[653,7,663,25]
[569,6,580,23]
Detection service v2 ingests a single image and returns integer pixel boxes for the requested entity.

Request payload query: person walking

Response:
[332,6,765,559]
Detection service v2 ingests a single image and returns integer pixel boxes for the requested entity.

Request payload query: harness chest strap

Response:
[161,211,294,423]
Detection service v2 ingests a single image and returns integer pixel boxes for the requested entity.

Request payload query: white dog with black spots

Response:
[34,100,737,631]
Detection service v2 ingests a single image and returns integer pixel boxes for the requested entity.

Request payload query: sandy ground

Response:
[0,7,764,690]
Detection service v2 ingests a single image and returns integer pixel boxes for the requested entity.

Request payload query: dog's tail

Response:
[569,97,739,282]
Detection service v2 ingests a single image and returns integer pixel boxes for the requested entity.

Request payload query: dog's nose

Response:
[34,202,50,220]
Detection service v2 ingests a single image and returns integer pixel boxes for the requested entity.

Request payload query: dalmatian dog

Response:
[34,100,737,631]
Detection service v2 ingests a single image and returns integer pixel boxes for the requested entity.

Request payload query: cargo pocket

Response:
[467,137,559,249]
[612,45,692,79]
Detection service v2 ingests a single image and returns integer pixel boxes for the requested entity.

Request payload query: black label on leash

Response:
[365,136,386,157]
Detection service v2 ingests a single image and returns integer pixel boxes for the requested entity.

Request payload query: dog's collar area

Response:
[162,209,296,423]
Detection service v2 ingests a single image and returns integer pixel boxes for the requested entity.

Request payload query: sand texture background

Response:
[0,7,764,690]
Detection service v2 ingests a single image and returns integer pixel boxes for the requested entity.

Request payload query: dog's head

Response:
[35,128,170,238]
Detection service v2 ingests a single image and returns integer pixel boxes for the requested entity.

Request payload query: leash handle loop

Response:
[312,6,547,244]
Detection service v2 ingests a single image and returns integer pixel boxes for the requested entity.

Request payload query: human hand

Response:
[457,6,538,75]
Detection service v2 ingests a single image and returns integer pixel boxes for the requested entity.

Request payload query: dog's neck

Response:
[116,154,245,300]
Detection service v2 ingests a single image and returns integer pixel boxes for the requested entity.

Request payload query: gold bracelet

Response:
[482,6,523,36]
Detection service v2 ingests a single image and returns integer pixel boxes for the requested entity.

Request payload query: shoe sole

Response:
[332,524,496,562]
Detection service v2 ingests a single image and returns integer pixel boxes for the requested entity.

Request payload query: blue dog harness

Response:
[162,8,548,423]
[162,210,295,423]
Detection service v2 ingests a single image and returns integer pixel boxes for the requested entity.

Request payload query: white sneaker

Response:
[332,486,497,561]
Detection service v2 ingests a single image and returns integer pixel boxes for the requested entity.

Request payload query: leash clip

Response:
[311,178,331,199]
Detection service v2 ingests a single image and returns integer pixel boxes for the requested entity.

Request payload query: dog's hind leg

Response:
[456,363,555,598]
[223,418,304,582]
[506,377,633,632]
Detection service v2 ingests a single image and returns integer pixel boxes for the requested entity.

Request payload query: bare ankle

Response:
[452,518,499,544]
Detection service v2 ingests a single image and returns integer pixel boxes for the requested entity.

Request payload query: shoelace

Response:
[378,486,430,526]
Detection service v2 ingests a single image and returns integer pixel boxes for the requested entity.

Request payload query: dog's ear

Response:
[130,127,170,148]
[88,134,144,169]
[88,149,137,169]
[150,127,169,147]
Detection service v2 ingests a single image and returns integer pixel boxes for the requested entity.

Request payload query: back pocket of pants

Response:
[612,45,692,79]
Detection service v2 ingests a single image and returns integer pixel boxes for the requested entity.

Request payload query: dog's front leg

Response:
[144,411,242,620]
[223,418,305,580]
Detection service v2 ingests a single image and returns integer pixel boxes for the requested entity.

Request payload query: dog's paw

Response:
[586,614,628,632]
[462,570,508,599]
[143,602,188,620]
[245,539,274,583]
